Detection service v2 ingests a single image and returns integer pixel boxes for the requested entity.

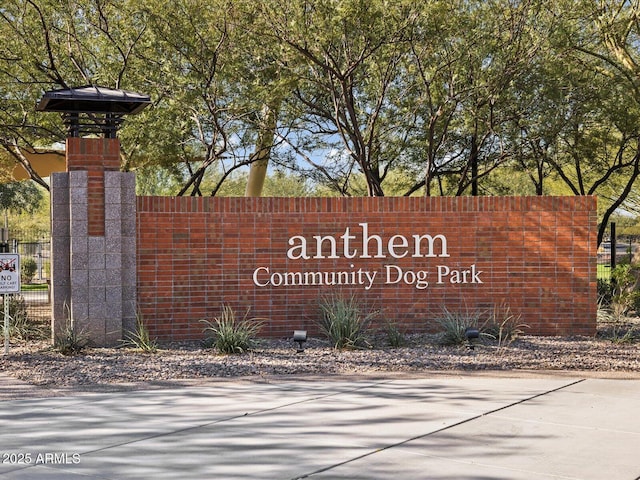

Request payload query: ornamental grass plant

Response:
[383,320,407,348]
[484,302,529,349]
[121,313,158,353]
[4,294,45,341]
[201,305,263,354]
[53,320,90,356]
[318,293,376,349]
[435,305,486,346]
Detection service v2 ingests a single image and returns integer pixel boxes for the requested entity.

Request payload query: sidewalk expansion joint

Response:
[71,379,397,458]
[291,378,586,479]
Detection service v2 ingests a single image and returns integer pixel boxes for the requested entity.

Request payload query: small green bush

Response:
[201,305,263,354]
[435,306,486,346]
[20,257,37,284]
[1,295,45,341]
[597,297,637,343]
[611,264,640,313]
[54,321,89,355]
[383,320,406,348]
[597,278,614,307]
[53,302,89,355]
[121,314,158,353]
[484,303,528,348]
[318,293,375,349]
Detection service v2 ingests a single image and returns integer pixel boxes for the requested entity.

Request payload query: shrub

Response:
[53,302,89,355]
[484,303,528,348]
[54,320,89,355]
[20,257,37,284]
[201,305,263,354]
[121,313,158,353]
[383,320,406,348]
[318,293,375,349]
[597,297,637,343]
[597,278,614,307]
[6,294,45,341]
[610,264,640,314]
[435,306,486,346]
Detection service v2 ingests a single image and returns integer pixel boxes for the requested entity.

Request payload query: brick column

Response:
[66,137,120,236]
[51,138,136,346]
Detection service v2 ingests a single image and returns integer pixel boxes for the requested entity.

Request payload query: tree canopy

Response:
[1,0,640,242]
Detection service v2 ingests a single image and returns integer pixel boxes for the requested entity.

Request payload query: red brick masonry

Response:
[137,196,597,341]
[66,137,120,236]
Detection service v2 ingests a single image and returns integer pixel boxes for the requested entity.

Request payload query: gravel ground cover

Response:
[1,328,639,390]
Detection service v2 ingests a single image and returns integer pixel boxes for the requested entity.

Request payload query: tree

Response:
[1,0,639,224]
[0,181,42,214]
[401,0,537,196]
[128,0,293,197]
[541,0,640,245]
[260,0,421,196]
[0,0,154,189]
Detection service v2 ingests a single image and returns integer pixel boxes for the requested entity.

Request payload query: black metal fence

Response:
[597,222,639,282]
[8,228,51,324]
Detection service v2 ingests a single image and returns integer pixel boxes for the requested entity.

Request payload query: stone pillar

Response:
[51,137,136,346]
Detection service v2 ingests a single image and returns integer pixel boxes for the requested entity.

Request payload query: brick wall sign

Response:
[137,196,597,341]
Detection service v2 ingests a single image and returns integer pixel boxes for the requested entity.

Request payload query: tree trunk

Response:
[470,132,479,196]
[597,148,640,247]
[245,103,279,197]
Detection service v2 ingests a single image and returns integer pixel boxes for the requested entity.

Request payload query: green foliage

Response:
[611,264,640,314]
[597,298,638,344]
[435,306,486,346]
[597,265,639,343]
[318,293,375,349]
[20,257,37,284]
[383,320,406,348]
[436,304,527,348]
[7,194,50,239]
[597,277,614,307]
[54,319,89,356]
[484,303,529,349]
[0,182,43,214]
[611,329,637,344]
[2,0,640,216]
[201,305,263,354]
[121,314,158,353]
[2,294,45,341]
[203,169,313,197]
[135,165,186,196]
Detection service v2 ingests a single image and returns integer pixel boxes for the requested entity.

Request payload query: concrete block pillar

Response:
[51,137,136,346]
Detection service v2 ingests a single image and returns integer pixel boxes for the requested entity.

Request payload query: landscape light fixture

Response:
[293,330,307,353]
[37,85,151,138]
[464,327,480,350]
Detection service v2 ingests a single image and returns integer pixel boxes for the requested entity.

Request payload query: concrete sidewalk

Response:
[0,374,639,479]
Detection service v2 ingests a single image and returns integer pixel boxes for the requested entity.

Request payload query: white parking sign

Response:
[0,254,20,294]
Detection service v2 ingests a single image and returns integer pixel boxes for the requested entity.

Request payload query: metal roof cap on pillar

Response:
[36,85,151,137]
[37,85,151,114]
